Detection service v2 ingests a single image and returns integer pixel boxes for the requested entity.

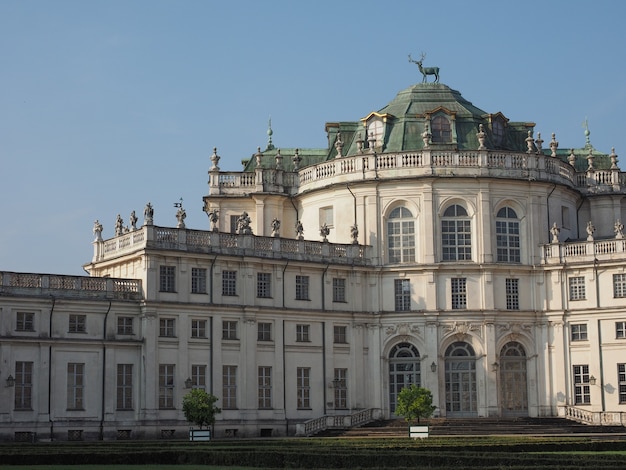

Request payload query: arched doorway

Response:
[389,342,420,414]
[500,342,528,416]
[445,342,477,417]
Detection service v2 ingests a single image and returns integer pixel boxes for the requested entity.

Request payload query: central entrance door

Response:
[445,342,477,417]
[389,342,420,414]
[500,342,528,416]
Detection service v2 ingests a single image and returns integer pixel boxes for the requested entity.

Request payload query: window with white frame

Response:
[573,364,591,404]
[158,364,175,409]
[296,324,310,342]
[334,368,348,409]
[191,268,207,294]
[159,266,176,292]
[333,325,347,344]
[67,363,84,410]
[191,319,207,338]
[394,279,411,311]
[14,361,33,410]
[496,207,520,263]
[191,364,206,390]
[222,365,237,409]
[319,206,334,228]
[571,324,588,341]
[116,364,133,410]
[441,204,471,261]
[506,278,519,310]
[222,270,237,296]
[619,364,626,404]
[117,316,133,335]
[451,278,467,310]
[387,207,415,263]
[258,366,272,409]
[159,318,175,337]
[295,275,310,300]
[69,314,86,333]
[569,276,586,301]
[297,367,311,409]
[616,321,626,339]
[222,320,238,340]
[257,272,272,298]
[258,322,272,341]
[332,277,346,302]
[16,312,34,331]
[614,274,626,298]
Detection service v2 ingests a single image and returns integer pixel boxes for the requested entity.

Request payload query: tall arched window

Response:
[441,204,471,261]
[445,342,477,416]
[496,207,520,263]
[388,207,415,263]
[500,342,528,415]
[431,115,451,143]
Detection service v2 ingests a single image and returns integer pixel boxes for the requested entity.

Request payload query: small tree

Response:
[395,385,436,424]
[182,389,221,429]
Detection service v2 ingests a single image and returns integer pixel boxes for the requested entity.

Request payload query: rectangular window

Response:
[571,324,588,341]
[332,278,346,303]
[116,364,133,410]
[297,367,311,409]
[296,324,310,342]
[191,268,207,294]
[229,215,239,234]
[295,275,310,300]
[616,321,626,339]
[333,325,347,344]
[16,312,34,331]
[573,364,591,404]
[159,266,176,292]
[334,368,348,409]
[614,274,626,298]
[569,276,586,301]
[506,278,519,310]
[117,316,134,335]
[258,366,272,409]
[451,278,467,310]
[69,314,86,333]
[222,320,238,340]
[319,206,334,228]
[67,363,84,410]
[222,365,237,409]
[191,364,206,390]
[14,361,33,410]
[257,272,272,298]
[159,318,176,337]
[619,364,626,404]
[258,322,272,341]
[158,364,175,409]
[394,279,411,311]
[222,270,237,296]
[191,319,207,338]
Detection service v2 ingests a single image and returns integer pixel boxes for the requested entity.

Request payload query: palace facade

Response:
[2,82,626,441]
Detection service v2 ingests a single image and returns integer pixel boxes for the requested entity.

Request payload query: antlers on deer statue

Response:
[408,53,440,84]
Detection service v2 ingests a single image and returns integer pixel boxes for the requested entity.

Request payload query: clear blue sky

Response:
[2,0,626,275]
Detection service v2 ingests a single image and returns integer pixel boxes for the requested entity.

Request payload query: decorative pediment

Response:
[385,322,421,338]
[360,112,393,124]
[497,322,533,342]
[418,106,457,119]
[484,112,510,125]
[443,321,480,341]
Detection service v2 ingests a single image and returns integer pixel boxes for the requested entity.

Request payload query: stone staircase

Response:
[319,417,626,438]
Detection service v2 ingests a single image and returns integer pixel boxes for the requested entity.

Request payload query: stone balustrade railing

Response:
[0,271,142,300]
[93,226,370,266]
[295,408,382,436]
[207,149,624,196]
[558,405,626,426]
[542,238,626,264]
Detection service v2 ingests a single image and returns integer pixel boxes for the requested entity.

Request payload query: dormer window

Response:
[367,119,383,149]
[431,115,451,143]
[492,118,505,146]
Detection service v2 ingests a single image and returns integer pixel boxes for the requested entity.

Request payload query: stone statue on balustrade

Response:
[129,211,138,231]
[550,222,560,244]
[615,220,624,239]
[208,209,219,232]
[176,206,186,229]
[350,224,359,244]
[586,221,595,241]
[115,214,124,237]
[237,211,253,235]
[295,220,304,240]
[93,220,103,242]
[320,223,330,242]
[144,202,154,226]
[271,218,281,237]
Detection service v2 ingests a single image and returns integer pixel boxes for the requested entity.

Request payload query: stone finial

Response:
[210,147,220,171]
[356,133,364,153]
[292,148,302,170]
[271,218,281,237]
[255,147,263,167]
[93,220,103,242]
[422,123,432,149]
[477,124,486,150]
[115,214,124,237]
[335,132,344,158]
[610,147,619,170]
[143,202,154,226]
[275,148,283,170]
[320,223,330,242]
[368,131,376,153]
[615,219,624,239]
[586,221,595,241]
[525,130,535,154]
[295,220,304,240]
[129,211,138,231]
[568,149,576,167]
[550,222,560,244]
[535,132,543,154]
[586,148,595,171]
[550,133,559,157]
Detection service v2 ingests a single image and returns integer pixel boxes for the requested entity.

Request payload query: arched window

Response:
[388,207,415,263]
[389,342,420,413]
[496,207,520,263]
[441,204,471,261]
[431,115,451,143]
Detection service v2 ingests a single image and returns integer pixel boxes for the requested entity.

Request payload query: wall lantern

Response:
[589,375,597,386]
[491,362,499,372]
[430,362,437,373]
[184,377,193,389]
[5,375,15,387]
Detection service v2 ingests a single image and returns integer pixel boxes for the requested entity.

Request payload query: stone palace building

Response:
[2,78,626,441]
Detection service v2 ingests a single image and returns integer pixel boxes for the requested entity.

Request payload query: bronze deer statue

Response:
[409,53,439,83]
